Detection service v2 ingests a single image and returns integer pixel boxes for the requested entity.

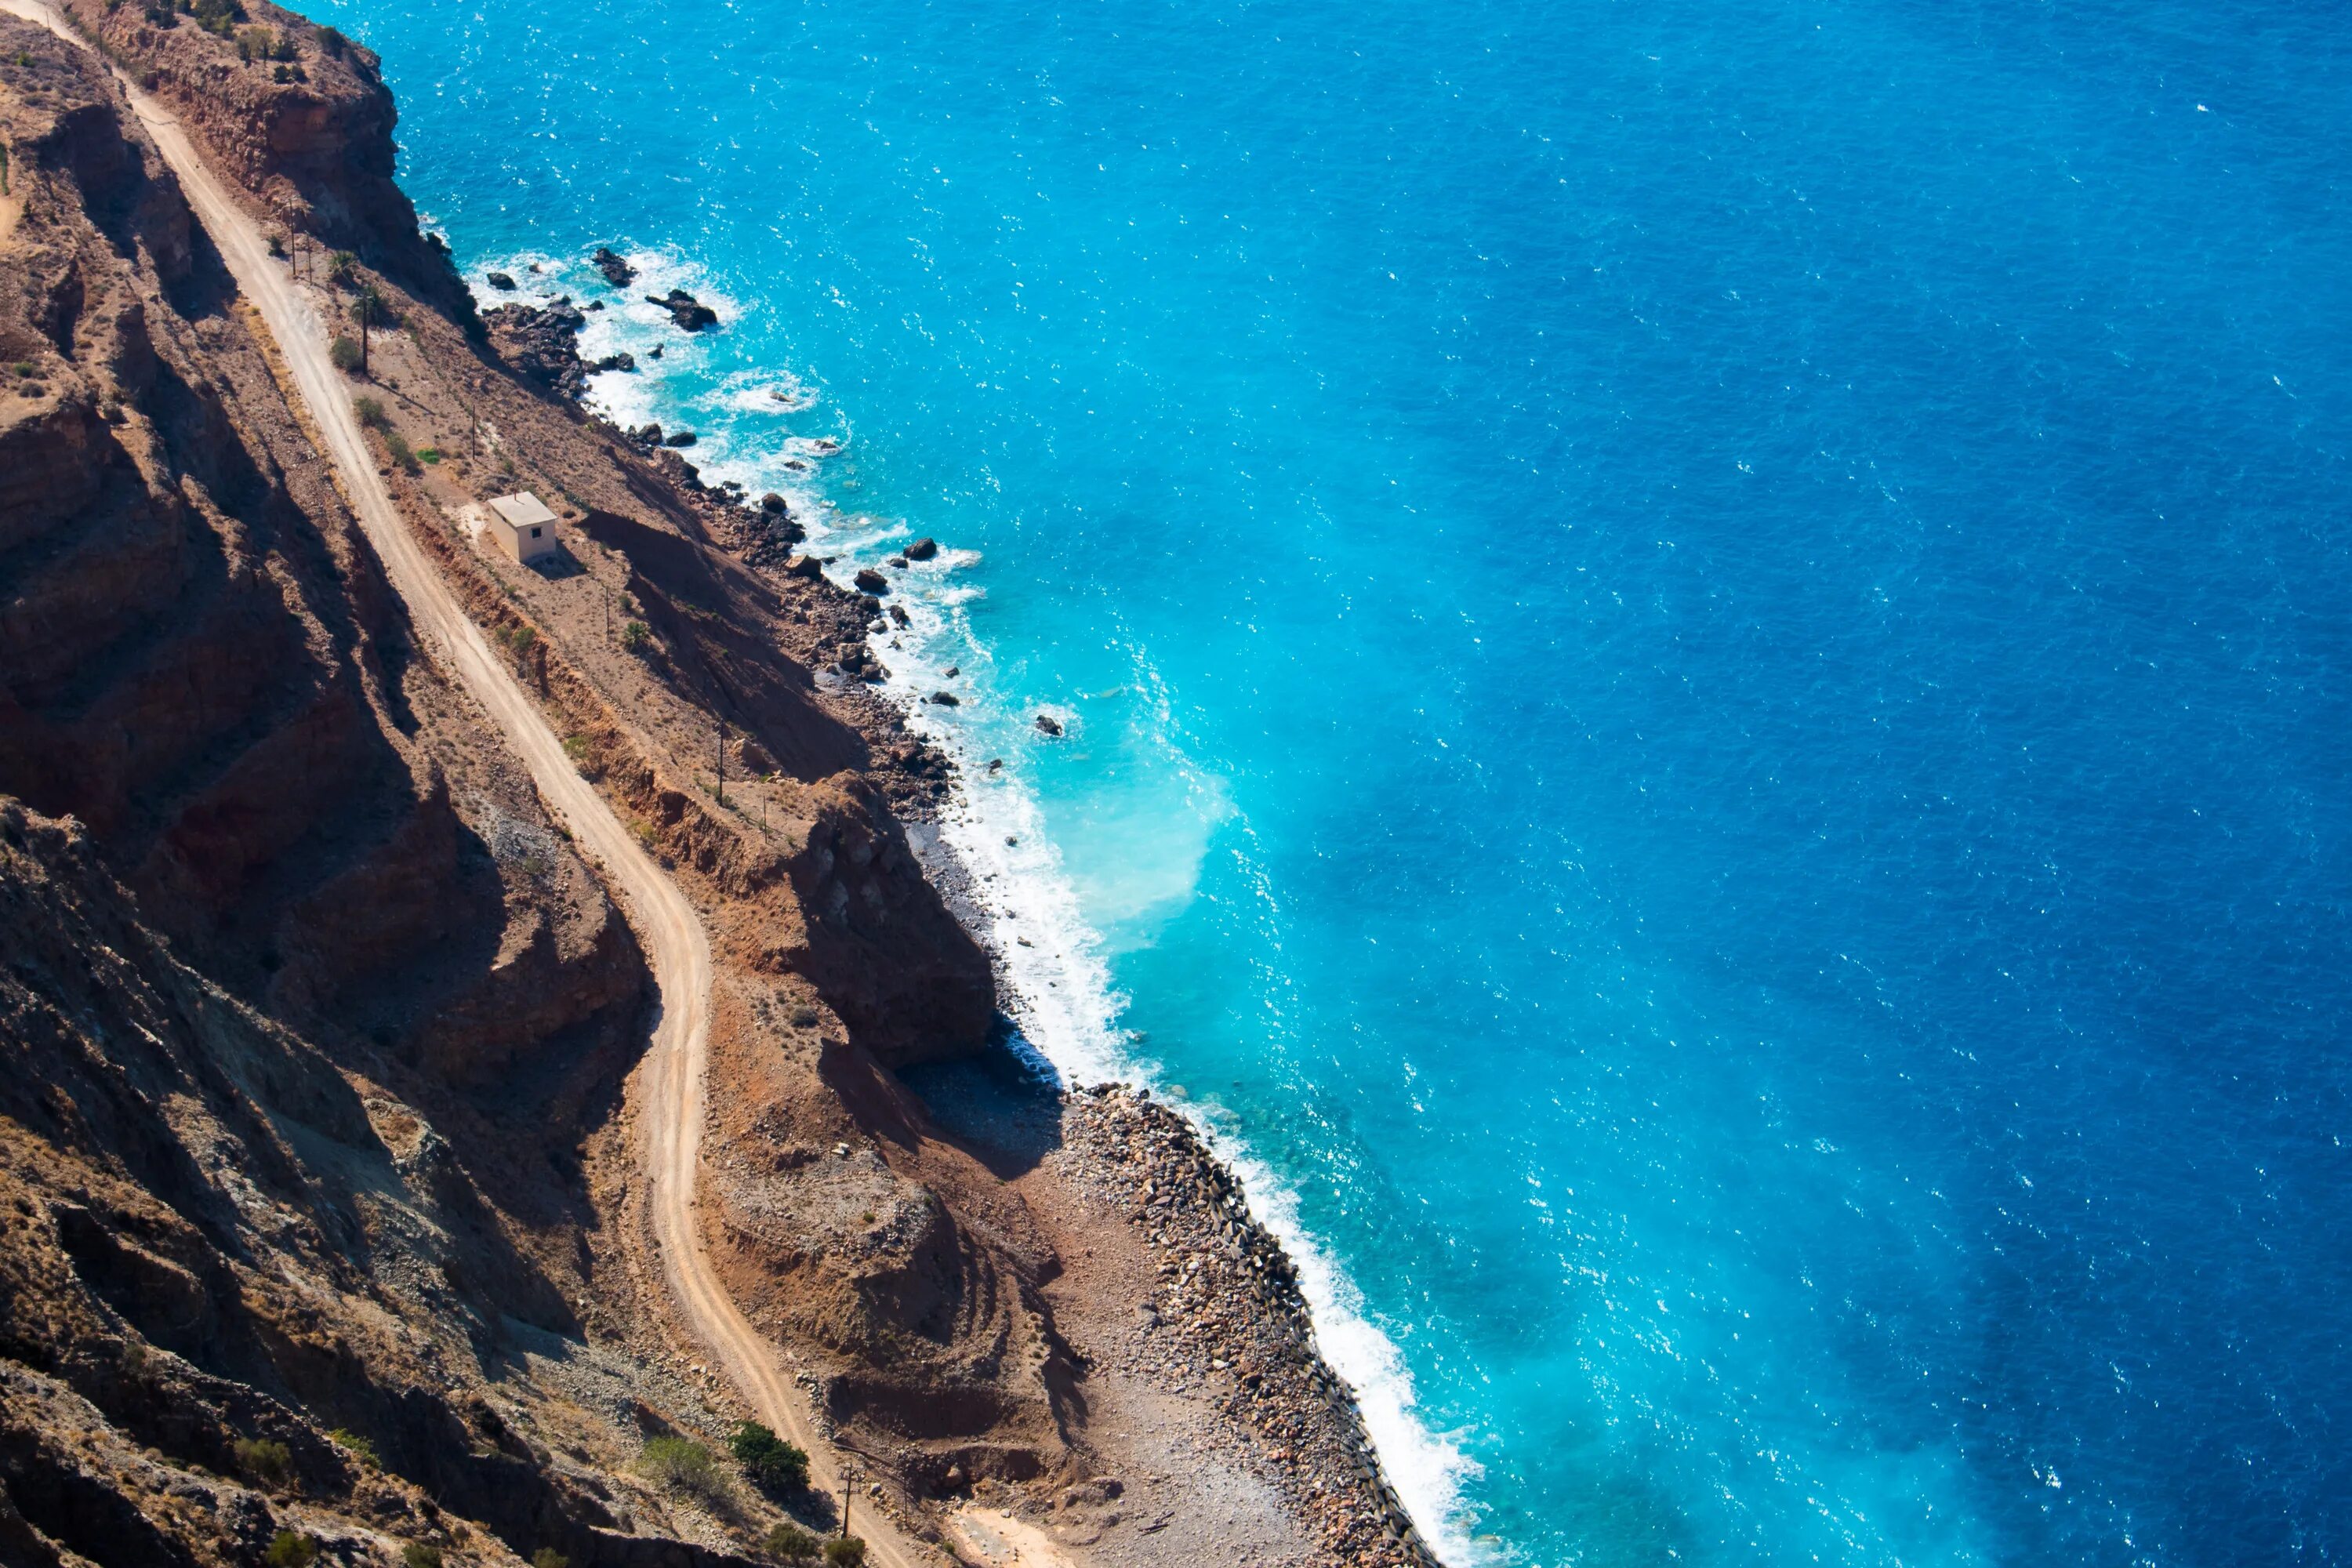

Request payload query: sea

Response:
[305,0,2352,1559]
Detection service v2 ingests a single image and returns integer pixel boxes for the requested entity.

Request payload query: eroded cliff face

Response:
[1,16,1065,1559]
[0,30,637,1102]
[0,30,748,1566]
[56,0,472,314]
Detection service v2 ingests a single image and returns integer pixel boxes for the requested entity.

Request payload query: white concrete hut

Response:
[486,492,561,566]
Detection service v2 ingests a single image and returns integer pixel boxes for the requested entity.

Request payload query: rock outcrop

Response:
[482,295,590,398]
[57,0,475,320]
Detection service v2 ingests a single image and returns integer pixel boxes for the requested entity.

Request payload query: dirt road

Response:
[0,4,946,1562]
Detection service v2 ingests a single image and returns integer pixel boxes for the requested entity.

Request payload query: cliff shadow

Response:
[898,1019,1066,1181]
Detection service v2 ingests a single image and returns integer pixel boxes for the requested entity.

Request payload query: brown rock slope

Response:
[55,0,471,313]
[0,27,778,1567]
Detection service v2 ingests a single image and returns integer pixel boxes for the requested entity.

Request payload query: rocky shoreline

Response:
[507,239,1455,1564]
[1059,1088,1442,1567]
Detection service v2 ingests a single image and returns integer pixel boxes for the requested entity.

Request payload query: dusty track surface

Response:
[0,3,946,1562]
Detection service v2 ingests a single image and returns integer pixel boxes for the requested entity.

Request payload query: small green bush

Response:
[327,1428,378,1466]
[530,1552,569,1568]
[416,447,443,464]
[318,24,346,56]
[232,1437,292,1483]
[638,1436,726,1502]
[619,619,652,653]
[263,1532,318,1568]
[352,394,387,428]
[401,1545,442,1568]
[822,1540,866,1568]
[384,430,418,472]
[329,336,363,373]
[727,1421,809,1490]
[764,1523,822,1565]
[325,250,357,288]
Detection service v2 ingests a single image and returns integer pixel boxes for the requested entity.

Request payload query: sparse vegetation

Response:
[329,336,363,373]
[496,623,538,669]
[638,1436,728,1503]
[352,394,387,428]
[620,619,652,653]
[822,1539,867,1568]
[416,447,443,464]
[327,1428,378,1466]
[318,24,346,56]
[235,25,294,61]
[562,733,591,762]
[531,1552,569,1568]
[727,1421,809,1491]
[325,249,357,288]
[233,1436,292,1483]
[190,0,246,38]
[263,1532,318,1568]
[763,1523,822,1564]
[384,430,419,472]
[400,1545,442,1568]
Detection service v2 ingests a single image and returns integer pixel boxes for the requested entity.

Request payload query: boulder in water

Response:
[592,245,637,287]
[644,288,720,331]
[905,536,939,561]
[485,270,517,291]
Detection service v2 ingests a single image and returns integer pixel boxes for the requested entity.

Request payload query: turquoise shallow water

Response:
[314,0,2352,1560]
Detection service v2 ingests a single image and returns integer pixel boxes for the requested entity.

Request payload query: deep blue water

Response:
[314,0,2352,1559]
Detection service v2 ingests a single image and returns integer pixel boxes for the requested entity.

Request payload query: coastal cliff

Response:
[0,10,1439,1567]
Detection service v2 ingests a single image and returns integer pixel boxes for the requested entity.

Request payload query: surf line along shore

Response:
[0,0,1451,1558]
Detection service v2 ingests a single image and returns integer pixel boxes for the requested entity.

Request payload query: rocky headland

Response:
[0,7,1439,1566]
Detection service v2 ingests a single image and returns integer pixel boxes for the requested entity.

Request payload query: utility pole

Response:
[716,718,727,806]
[840,1465,855,1541]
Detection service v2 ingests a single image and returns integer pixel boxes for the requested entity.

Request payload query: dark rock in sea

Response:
[595,351,637,372]
[854,568,890,594]
[888,555,909,570]
[783,554,824,579]
[634,423,663,446]
[482,299,593,399]
[648,343,664,359]
[665,430,698,447]
[585,298,605,311]
[931,691,961,706]
[987,758,1004,773]
[858,594,884,619]
[486,270,517,290]
[944,666,960,679]
[645,288,720,331]
[761,492,789,514]
[1035,713,1064,737]
[744,510,808,572]
[905,536,940,561]
[592,245,637,287]
[528,262,543,274]
[888,604,910,628]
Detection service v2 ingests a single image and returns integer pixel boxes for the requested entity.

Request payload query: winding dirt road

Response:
[0,4,942,1562]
